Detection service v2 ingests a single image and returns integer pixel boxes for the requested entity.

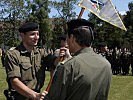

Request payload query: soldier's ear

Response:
[20,33,22,37]
[71,34,77,44]
[69,34,74,41]
[20,33,25,39]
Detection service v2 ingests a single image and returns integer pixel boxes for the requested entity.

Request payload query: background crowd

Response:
[93,42,133,76]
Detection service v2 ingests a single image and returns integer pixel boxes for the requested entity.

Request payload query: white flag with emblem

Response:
[78,0,127,31]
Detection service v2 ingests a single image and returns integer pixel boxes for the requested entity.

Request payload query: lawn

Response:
[0,59,133,100]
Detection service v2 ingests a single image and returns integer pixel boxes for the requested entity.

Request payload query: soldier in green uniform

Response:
[120,48,130,75]
[43,19,112,100]
[98,42,108,58]
[4,22,56,100]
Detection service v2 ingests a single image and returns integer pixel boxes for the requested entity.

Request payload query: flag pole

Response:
[78,7,85,19]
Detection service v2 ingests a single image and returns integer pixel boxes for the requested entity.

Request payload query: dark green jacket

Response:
[45,47,112,100]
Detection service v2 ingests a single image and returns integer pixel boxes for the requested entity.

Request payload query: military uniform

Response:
[45,47,112,100]
[112,49,121,75]
[120,50,130,75]
[5,43,55,100]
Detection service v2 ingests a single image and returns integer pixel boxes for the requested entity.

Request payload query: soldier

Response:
[126,48,131,74]
[112,47,121,75]
[4,22,56,100]
[98,42,108,58]
[120,48,130,75]
[42,19,112,100]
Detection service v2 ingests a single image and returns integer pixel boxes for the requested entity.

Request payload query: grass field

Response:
[0,59,133,100]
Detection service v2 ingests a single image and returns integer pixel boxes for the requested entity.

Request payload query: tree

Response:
[88,13,125,49]
[48,0,78,49]
[123,2,133,49]
[0,0,30,47]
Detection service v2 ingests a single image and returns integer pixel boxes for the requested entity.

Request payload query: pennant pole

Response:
[78,7,85,19]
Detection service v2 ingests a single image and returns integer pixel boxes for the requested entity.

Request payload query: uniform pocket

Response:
[20,62,33,82]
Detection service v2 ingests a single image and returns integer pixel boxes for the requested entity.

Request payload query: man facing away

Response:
[42,19,112,100]
[4,22,56,100]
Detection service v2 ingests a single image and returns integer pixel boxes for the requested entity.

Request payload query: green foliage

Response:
[51,0,78,21]
[123,2,133,49]
[50,18,65,49]
[124,2,133,28]
[0,0,31,47]
[48,0,78,49]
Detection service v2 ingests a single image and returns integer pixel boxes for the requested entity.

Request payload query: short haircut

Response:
[67,26,94,47]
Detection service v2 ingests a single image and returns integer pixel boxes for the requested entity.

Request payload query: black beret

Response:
[19,22,39,33]
[59,34,67,40]
[66,19,94,32]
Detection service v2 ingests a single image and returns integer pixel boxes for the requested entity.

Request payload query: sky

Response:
[49,0,133,19]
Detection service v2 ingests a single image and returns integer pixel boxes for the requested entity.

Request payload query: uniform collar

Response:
[73,47,93,56]
[18,43,39,54]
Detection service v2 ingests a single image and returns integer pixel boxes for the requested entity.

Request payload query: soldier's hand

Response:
[31,92,41,100]
[60,47,71,59]
[39,91,48,100]
[59,47,67,57]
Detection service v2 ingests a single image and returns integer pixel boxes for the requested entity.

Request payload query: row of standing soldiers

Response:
[94,46,133,76]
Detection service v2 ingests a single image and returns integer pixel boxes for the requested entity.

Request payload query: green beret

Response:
[66,19,94,32]
[19,22,39,33]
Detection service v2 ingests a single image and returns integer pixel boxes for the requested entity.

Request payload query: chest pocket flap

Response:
[20,60,33,82]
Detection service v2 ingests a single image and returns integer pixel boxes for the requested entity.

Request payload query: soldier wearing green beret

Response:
[42,19,112,100]
[4,22,56,100]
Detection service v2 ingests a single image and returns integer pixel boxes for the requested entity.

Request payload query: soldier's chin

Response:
[33,43,38,46]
